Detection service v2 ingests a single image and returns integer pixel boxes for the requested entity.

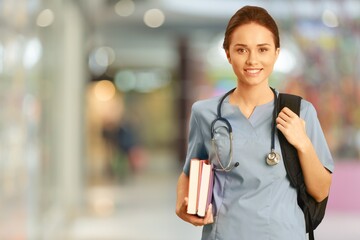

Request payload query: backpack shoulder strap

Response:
[278,93,322,240]
[278,93,302,188]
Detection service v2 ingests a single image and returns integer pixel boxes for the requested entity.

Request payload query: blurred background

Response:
[0,0,360,239]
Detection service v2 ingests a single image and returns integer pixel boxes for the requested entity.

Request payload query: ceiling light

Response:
[322,9,339,28]
[36,9,55,27]
[115,0,135,17]
[143,9,165,28]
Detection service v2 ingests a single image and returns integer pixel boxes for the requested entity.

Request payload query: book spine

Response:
[206,167,214,210]
[197,161,213,217]
[187,159,200,214]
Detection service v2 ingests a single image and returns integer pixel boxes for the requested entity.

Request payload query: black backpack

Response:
[278,93,328,240]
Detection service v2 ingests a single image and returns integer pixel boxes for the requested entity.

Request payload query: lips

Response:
[244,68,263,77]
[245,68,262,74]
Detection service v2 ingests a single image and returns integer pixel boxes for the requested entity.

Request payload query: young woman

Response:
[175,5,334,240]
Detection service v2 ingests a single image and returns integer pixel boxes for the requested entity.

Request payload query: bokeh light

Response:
[94,80,116,102]
[143,8,165,28]
[36,9,55,27]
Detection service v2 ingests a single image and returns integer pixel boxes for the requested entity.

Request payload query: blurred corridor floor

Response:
[68,153,360,240]
[69,152,202,240]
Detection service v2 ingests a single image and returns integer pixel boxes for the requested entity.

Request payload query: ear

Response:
[275,48,280,60]
[226,50,231,63]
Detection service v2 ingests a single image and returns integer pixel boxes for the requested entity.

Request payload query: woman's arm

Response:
[175,172,214,226]
[296,137,332,201]
[276,107,332,202]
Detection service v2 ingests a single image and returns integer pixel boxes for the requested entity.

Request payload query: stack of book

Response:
[187,159,214,217]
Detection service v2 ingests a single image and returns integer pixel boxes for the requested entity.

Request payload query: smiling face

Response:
[226,22,280,88]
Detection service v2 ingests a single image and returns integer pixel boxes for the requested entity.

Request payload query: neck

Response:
[229,84,274,119]
[231,85,274,106]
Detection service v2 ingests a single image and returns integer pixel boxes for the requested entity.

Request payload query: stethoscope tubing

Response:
[211,87,279,171]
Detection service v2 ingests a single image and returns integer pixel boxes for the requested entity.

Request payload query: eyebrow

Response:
[234,43,272,47]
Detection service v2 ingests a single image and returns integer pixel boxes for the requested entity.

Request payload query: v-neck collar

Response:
[222,94,276,127]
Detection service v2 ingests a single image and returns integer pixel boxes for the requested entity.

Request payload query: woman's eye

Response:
[237,48,247,54]
[259,48,268,53]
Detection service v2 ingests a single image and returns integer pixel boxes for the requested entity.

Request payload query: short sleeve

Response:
[301,100,334,173]
[182,103,209,176]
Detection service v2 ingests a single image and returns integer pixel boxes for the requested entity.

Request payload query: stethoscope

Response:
[210,87,281,172]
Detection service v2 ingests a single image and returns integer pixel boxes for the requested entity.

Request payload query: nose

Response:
[246,51,258,65]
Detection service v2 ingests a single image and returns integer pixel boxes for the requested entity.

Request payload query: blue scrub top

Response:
[183,93,334,240]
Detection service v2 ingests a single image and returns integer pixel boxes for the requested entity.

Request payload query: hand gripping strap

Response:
[278,94,316,240]
[277,93,303,188]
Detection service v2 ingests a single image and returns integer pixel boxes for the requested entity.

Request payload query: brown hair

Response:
[223,6,280,50]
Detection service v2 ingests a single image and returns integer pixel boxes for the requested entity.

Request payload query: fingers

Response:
[278,107,305,126]
[178,196,214,227]
[191,204,214,226]
[280,107,296,117]
[277,107,294,122]
[178,197,214,227]
[276,107,295,135]
[276,107,308,148]
[204,204,214,225]
[276,107,300,127]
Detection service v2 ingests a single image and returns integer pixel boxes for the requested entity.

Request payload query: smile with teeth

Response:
[245,68,262,74]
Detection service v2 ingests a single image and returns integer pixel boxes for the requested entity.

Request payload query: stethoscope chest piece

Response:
[213,87,282,170]
[266,151,281,166]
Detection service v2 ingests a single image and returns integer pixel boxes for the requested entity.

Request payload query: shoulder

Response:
[279,92,316,116]
[279,92,317,118]
[279,92,318,119]
[191,95,221,113]
[190,95,222,125]
[299,98,318,119]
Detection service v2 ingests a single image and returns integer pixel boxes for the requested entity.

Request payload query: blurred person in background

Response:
[176,5,333,240]
[90,88,147,181]
[102,119,147,176]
